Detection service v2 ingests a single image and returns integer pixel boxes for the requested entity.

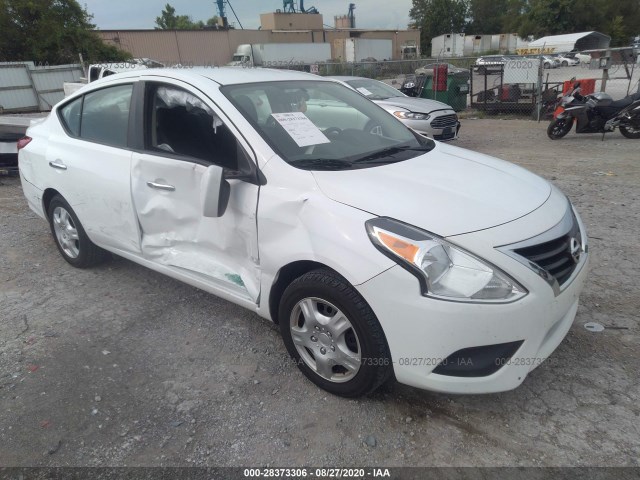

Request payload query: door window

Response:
[146,84,240,171]
[80,84,133,147]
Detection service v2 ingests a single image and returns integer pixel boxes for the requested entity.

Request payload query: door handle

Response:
[49,160,67,170]
[146,181,175,192]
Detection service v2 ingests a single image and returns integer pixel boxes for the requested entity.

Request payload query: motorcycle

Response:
[547,82,640,140]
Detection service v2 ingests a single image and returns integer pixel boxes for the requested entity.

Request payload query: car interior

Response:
[149,86,239,170]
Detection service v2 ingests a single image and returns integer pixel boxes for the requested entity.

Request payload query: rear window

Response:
[59,97,82,137]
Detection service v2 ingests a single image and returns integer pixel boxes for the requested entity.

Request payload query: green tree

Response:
[409,0,468,54]
[466,0,509,34]
[0,0,130,63]
[155,3,218,30]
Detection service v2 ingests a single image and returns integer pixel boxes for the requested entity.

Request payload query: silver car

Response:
[328,76,460,141]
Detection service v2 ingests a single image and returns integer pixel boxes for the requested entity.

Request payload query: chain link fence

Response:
[283,51,640,117]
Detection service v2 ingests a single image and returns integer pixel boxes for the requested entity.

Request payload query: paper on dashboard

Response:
[270,112,331,147]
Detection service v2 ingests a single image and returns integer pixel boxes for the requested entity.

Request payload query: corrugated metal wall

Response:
[0,62,82,113]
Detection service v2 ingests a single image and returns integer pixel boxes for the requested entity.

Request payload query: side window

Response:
[80,84,133,147]
[59,97,82,136]
[146,84,240,170]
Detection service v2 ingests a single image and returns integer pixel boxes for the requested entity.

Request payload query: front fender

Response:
[256,160,395,315]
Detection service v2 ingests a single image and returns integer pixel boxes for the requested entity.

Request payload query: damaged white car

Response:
[18,68,588,397]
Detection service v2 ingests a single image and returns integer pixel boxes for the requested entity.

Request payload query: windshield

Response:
[222,80,433,171]
[343,78,404,100]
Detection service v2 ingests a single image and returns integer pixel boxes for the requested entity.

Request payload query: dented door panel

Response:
[131,154,260,302]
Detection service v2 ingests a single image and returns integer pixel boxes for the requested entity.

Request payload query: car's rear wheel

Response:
[47,194,109,268]
[547,117,573,139]
[279,269,391,397]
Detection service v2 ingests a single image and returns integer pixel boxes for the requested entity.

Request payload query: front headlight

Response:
[366,218,527,302]
[393,111,430,120]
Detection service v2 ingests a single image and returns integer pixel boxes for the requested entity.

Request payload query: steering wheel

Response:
[266,116,279,129]
[323,127,342,138]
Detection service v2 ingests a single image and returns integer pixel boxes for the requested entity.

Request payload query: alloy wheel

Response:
[52,206,80,258]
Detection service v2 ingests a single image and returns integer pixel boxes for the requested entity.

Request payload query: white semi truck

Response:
[228,43,332,67]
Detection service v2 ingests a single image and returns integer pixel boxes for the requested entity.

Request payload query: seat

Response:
[234,95,258,123]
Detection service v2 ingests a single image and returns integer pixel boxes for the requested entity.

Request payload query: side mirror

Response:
[201,165,230,218]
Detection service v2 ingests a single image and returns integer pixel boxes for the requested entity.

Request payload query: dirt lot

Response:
[1,118,639,468]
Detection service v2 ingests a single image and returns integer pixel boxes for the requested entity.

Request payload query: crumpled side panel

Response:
[256,161,395,299]
[131,154,260,301]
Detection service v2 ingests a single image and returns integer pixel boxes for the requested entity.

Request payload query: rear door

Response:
[130,79,261,302]
[43,81,141,253]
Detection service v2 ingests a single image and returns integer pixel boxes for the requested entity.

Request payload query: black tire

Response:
[47,194,109,268]
[278,269,391,397]
[562,61,569,67]
[547,117,573,139]
[619,124,640,139]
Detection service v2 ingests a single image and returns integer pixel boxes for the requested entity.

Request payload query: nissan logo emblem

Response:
[569,237,582,264]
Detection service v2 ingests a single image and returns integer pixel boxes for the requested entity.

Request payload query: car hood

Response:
[374,96,453,114]
[312,142,551,237]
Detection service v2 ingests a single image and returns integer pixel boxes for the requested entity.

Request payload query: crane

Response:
[299,0,319,14]
[348,3,356,28]
[282,0,319,14]
[215,0,243,29]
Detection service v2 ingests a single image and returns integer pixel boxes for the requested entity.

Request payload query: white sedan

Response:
[328,76,460,141]
[18,68,588,397]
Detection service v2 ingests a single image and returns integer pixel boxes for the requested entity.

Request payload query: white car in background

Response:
[328,76,460,141]
[18,68,588,397]
[575,52,592,64]
[555,53,580,67]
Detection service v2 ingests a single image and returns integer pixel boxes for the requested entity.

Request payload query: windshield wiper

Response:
[352,144,434,164]
[288,158,354,170]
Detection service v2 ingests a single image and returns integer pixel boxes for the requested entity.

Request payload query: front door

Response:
[131,80,261,302]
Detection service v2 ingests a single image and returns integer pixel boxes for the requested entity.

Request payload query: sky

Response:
[81,0,413,31]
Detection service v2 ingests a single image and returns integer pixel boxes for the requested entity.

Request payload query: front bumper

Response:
[356,196,589,394]
[407,120,461,141]
[358,255,587,394]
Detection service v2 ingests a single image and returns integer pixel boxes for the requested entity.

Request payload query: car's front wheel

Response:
[47,194,109,268]
[279,269,391,397]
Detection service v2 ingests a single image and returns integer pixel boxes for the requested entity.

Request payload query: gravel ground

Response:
[1,118,638,468]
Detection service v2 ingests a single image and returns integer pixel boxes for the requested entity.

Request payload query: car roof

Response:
[90,67,322,87]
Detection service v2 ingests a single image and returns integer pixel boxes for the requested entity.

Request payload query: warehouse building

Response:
[96,12,420,65]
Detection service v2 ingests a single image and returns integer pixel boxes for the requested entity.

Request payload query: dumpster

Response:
[418,67,469,111]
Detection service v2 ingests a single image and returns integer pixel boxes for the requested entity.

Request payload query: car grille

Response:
[513,212,582,286]
[433,131,456,140]
[430,114,458,129]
